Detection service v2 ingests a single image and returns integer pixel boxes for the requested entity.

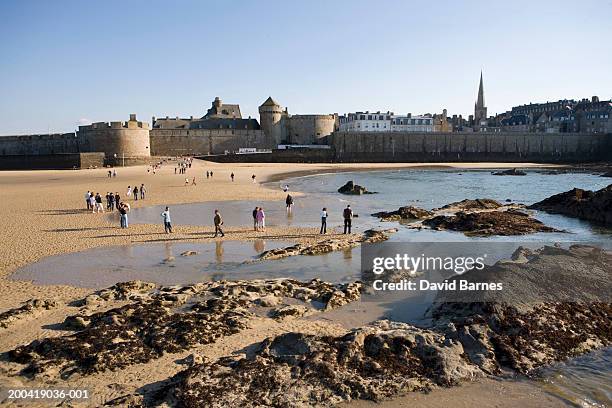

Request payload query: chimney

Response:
[129,114,137,121]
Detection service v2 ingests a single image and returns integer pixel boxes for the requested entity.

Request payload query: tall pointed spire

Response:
[476,71,485,109]
[474,70,487,126]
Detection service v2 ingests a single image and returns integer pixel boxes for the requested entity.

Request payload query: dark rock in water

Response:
[338,180,375,195]
[422,209,560,236]
[528,184,612,226]
[372,206,433,221]
[492,168,527,176]
[435,198,503,211]
[600,171,612,177]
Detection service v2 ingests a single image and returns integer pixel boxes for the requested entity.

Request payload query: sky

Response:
[0,0,611,135]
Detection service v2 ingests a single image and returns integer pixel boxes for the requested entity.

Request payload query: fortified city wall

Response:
[0,133,78,156]
[76,115,151,164]
[286,115,337,145]
[329,131,612,162]
[149,128,266,156]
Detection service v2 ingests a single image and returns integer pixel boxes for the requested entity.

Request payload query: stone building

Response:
[77,114,151,164]
[391,114,434,132]
[258,97,338,145]
[150,97,266,156]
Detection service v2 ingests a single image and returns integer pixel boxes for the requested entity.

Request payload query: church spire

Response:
[476,70,485,109]
[474,70,487,125]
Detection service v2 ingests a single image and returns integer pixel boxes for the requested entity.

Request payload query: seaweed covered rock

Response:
[434,198,503,211]
[528,184,612,226]
[422,209,560,236]
[0,299,58,329]
[372,206,433,221]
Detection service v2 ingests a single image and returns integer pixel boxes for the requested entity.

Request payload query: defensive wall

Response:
[286,115,337,145]
[329,131,612,162]
[150,129,266,156]
[0,133,78,156]
[201,147,334,163]
[0,153,105,170]
[76,116,151,164]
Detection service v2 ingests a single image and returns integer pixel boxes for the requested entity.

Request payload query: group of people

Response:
[106,169,117,178]
[84,191,130,228]
[175,158,193,174]
[126,184,146,201]
[252,207,266,231]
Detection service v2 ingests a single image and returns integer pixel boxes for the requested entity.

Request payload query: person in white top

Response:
[126,186,132,198]
[320,207,328,234]
[89,194,96,214]
[85,191,91,210]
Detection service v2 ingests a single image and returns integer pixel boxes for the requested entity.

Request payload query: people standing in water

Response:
[256,207,266,232]
[161,206,172,233]
[320,207,328,234]
[213,209,225,237]
[285,194,293,213]
[343,205,353,234]
[252,207,259,231]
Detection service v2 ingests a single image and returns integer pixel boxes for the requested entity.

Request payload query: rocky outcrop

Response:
[528,184,612,226]
[0,299,58,329]
[422,209,560,236]
[154,321,482,408]
[148,245,611,407]
[434,198,503,211]
[492,168,527,176]
[338,180,375,195]
[9,279,363,378]
[372,206,433,221]
[258,229,397,260]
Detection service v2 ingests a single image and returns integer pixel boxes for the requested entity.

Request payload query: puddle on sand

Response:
[11,241,363,289]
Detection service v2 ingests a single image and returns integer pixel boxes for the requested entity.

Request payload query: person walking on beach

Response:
[213,209,225,237]
[133,186,139,201]
[252,207,259,231]
[85,191,92,210]
[256,207,266,232]
[108,170,112,178]
[285,194,294,213]
[94,193,104,213]
[231,172,235,182]
[118,203,129,228]
[192,177,197,186]
[161,206,172,233]
[251,174,256,184]
[112,169,117,178]
[126,186,132,198]
[210,171,213,178]
[320,207,328,234]
[140,184,146,199]
[109,192,115,211]
[114,193,120,210]
[185,177,189,186]
[343,205,353,234]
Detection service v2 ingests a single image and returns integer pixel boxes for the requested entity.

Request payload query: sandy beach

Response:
[0,160,571,407]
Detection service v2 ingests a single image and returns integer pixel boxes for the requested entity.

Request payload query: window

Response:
[368,115,372,120]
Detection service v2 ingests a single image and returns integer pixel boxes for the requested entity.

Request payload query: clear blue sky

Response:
[1,0,610,134]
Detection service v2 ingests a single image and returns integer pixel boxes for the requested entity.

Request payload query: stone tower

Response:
[258,96,284,147]
[474,71,487,125]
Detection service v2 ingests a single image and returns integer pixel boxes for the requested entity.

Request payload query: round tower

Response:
[258,96,284,147]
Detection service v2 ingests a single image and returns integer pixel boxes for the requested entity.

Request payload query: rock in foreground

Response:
[528,184,612,226]
[422,209,560,236]
[338,180,374,195]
